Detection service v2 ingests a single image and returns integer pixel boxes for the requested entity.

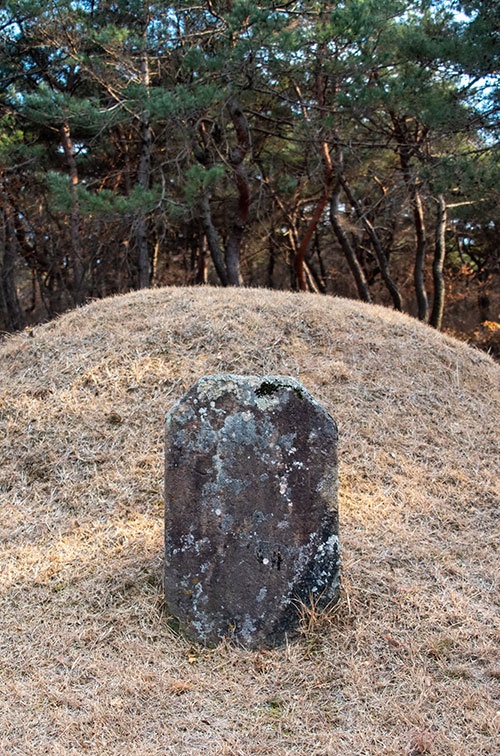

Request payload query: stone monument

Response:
[164,374,340,647]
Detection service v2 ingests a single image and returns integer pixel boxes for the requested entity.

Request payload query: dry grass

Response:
[0,286,498,755]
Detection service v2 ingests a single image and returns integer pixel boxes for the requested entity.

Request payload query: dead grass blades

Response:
[0,286,499,755]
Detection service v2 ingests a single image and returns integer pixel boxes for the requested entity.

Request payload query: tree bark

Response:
[136,40,152,289]
[267,235,276,289]
[429,194,447,329]
[330,182,372,303]
[304,259,323,294]
[225,96,250,286]
[294,58,334,292]
[392,116,428,321]
[199,194,228,286]
[313,234,327,292]
[412,187,428,321]
[339,176,402,310]
[296,140,333,292]
[59,122,84,305]
[0,207,25,331]
[194,235,208,285]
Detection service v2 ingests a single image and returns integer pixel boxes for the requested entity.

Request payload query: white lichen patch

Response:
[256,587,267,603]
[317,533,339,555]
[240,614,257,641]
[255,393,281,411]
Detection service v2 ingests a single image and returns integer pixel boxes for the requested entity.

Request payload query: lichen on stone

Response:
[164,373,340,648]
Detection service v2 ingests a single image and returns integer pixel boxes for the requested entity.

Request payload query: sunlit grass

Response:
[0,286,498,755]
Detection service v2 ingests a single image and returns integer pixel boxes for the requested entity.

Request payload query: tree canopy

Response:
[0,0,498,333]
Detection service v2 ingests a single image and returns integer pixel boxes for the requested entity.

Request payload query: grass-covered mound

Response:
[1,287,498,755]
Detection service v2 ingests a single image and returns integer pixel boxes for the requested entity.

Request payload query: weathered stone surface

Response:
[164,374,340,647]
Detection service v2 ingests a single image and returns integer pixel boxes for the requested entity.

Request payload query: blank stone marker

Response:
[164,374,340,648]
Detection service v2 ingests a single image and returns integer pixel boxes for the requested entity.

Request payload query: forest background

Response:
[0,0,498,351]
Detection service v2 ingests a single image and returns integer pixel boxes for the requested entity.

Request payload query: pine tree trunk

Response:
[429,194,447,329]
[330,184,372,303]
[296,141,333,292]
[199,194,228,286]
[340,176,402,310]
[0,210,25,331]
[412,188,428,321]
[392,116,429,322]
[225,97,250,286]
[136,42,152,290]
[59,122,84,305]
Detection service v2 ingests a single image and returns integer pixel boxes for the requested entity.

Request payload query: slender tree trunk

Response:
[193,122,228,286]
[136,40,152,289]
[59,122,84,305]
[267,235,276,288]
[194,97,250,286]
[224,235,243,286]
[412,187,428,321]
[304,259,322,294]
[296,141,333,292]
[340,176,402,310]
[294,58,334,292]
[151,235,160,285]
[392,116,429,321]
[199,194,228,286]
[195,236,208,285]
[313,234,327,292]
[0,208,25,331]
[330,182,372,303]
[225,96,250,286]
[429,194,447,329]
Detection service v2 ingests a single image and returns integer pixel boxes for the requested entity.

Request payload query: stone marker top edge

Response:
[165,373,336,428]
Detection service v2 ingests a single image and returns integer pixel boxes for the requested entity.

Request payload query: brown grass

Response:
[0,286,498,755]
